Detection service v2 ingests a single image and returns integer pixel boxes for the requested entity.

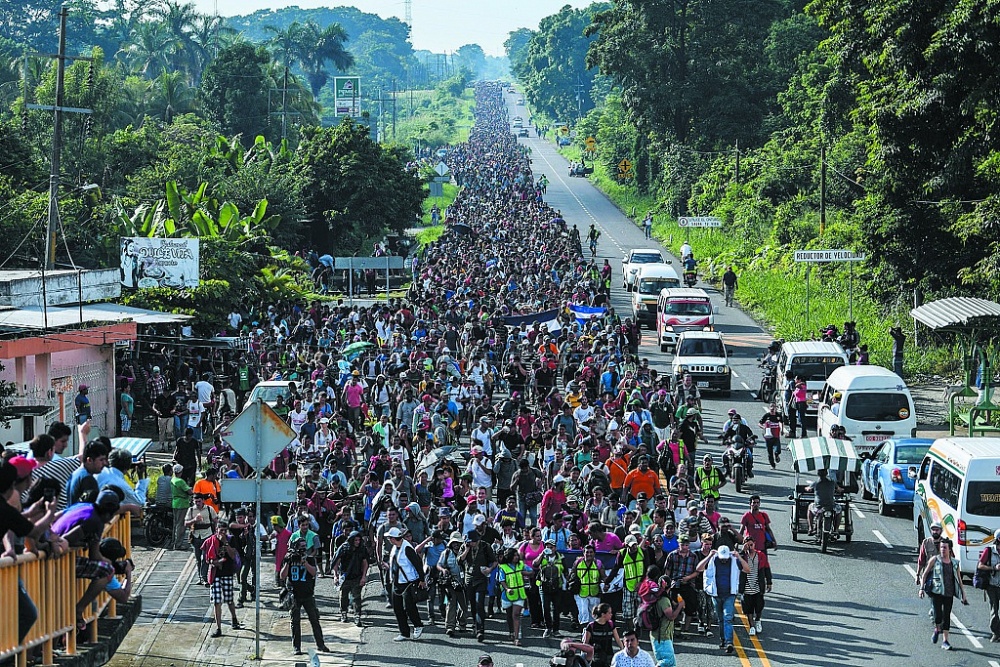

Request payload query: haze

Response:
[188,0,594,55]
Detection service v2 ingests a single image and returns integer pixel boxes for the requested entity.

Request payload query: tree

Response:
[199,42,271,145]
[455,44,486,78]
[297,118,425,253]
[295,20,354,98]
[148,70,197,123]
[504,28,535,70]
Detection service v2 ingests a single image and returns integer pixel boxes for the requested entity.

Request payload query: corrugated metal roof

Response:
[910,297,1000,330]
[0,303,190,330]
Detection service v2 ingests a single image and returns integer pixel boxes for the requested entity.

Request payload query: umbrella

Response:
[452,222,473,235]
[341,341,374,358]
[789,437,863,475]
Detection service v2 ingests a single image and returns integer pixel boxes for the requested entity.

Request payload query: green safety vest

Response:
[500,563,527,602]
[623,550,645,592]
[697,467,722,499]
[576,560,601,598]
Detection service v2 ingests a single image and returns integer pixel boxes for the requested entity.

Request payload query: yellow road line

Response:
[735,599,772,667]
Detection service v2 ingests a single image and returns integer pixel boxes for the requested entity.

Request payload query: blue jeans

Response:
[713,594,736,645]
[651,637,676,667]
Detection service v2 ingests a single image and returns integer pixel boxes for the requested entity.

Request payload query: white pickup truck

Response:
[622,248,665,290]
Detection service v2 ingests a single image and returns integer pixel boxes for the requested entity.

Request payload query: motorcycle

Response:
[683,269,697,288]
[143,503,173,547]
[817,505,841,554]
[756,359,777,403]
[722,435,756,494]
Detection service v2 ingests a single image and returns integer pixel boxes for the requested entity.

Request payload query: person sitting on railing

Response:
[0,460,61,643]
[51,488,122,632]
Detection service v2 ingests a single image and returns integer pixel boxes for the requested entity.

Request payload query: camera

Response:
[113,558,134,576]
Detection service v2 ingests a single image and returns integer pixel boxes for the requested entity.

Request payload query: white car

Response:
[243,381,292,410]
[622,248,665,289]
[671,331,732,396]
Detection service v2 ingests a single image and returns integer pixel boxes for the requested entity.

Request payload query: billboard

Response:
[333,76,362,116]
[120,238,199,289]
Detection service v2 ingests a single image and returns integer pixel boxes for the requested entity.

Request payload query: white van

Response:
[777,341,849,421]
[817,366,917,454]
[631,263,680,327]
[913,437,1000,574]
[656,287,714,351]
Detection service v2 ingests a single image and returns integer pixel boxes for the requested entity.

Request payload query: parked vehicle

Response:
[860,438,933,515]
[913,437,1000,575]
[243,380,292,410]
[776,341,849,422]
[144,503,172,547]
[816,366,917,454]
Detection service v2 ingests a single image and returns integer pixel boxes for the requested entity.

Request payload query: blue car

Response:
[860,438,933,516]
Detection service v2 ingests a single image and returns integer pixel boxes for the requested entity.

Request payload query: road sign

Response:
[793,249,866,262]
[333,76,362,116]
[434,161,450,176]
[678,216,722,228]
[560,125,570,135]
[618,158,634,179]
[585,136,596,153]
[221,478,297,504]
[333,256,405,270]
[221,401,295,471]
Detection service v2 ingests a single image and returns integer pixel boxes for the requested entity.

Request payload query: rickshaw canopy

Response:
[789,437,863,475]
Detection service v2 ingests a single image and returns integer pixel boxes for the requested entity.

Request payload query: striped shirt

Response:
[24,456,81,510]
[744,554,761,594]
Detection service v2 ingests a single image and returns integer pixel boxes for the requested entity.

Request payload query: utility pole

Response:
[820,142,827,236]
[31,7,93,270]
[391,78,397,140]
[734,140,740,187]
[269,67,300,141]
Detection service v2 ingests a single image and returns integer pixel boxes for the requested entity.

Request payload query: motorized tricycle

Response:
[788,437,860,553]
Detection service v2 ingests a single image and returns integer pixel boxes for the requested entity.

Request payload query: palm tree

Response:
[264,22,302,69]
[188,14,236,84]
[151,0,198,80]
[296,21,354,98]
[148,70,196,123]
[118,20,172,78]
[114,75,152,127]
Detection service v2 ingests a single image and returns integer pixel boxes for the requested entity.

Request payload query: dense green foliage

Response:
[513,0,1000,368]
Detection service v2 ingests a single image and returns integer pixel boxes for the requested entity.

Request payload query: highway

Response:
[111,92,998,667]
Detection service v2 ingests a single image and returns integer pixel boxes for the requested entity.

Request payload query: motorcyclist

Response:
[806,469,843,536]
[680,242,693,261]
[720,411,756,479]
[839,321,860,360]
[682,255,698,286]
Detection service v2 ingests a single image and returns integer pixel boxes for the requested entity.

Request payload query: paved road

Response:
[111,93,996,667]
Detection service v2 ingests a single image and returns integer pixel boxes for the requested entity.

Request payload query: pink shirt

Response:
[520,540,545,564]
[591,532,623,553]
[345,383,365,408]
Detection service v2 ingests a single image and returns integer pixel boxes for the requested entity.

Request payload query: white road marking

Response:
[903,564,918,578]
[872,530,893,548]
[950,613,983,648]
[853,508,865,519]
[730,369,740,378]
[741,382,750,390]
[988,660,999,667]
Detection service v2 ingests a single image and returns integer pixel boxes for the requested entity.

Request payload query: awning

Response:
[789,437,863,475]
[6,436,153,461]
[911,297,1000,331]
[0,303,190,330]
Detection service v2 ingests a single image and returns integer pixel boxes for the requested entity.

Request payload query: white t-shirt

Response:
[187,400,204,428]
[467,458,493,489]
[195,380,214,404]
[228,311,242,330]
[289,409,308,435]
[574,405,596,425]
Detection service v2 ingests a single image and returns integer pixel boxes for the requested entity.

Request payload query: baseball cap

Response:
[173,463,184,475]
[8,456,36,479]
[931,521,943,530]
[717,545,732,559]
[553,474,566,484]
[96,489,121,511]
[625,535,639,546]
[678,534,691,543]
[636,492,648,501]
[473,514,487,526]
[385,527,404,539]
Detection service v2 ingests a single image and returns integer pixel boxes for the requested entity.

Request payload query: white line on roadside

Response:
[950,614,983,649]
[853,508,865,519]
[988,660,999,667]
[741,382,750,390]
[872,530,893,548]
[903,564,918,578]
[731,369,740,378]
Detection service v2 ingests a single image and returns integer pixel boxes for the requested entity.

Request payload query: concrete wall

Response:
[0,269,121,308]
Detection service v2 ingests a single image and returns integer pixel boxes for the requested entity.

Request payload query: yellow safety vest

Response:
[623,550,645,592]
[697,467,722,499]
[576,559,601,598]
[500,563,528,602]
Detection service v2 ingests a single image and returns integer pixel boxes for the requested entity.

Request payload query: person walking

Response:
[919,538,968,650]
[584,602,623,667]
[203,525,243,638]
[649,573,685,667]
[791,377,808,438]
[184,494,218,585]
[573,545,605,627]
[386,526,427,641]
[439,531,470,637]
[280,537,330,655]
[533,536,566,637]
[460,529,497,642]
[758,404,782,469]
[977,528,1000,642]
[498,547,528,646]
[610,629,656,667]
[330,531,369,626]
[642,213,653,240]
[697,545,750,654]
[721,266,738,307]
[170,463,192,550]
[738,536,772,636]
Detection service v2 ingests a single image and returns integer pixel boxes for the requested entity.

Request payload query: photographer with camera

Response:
[330,530,369,626]
[280,537,330,655]
[98,537,135,605]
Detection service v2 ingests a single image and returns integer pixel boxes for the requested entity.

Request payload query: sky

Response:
[190,0,595,56]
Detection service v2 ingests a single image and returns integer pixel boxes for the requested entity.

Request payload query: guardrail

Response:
[0,514,131,665]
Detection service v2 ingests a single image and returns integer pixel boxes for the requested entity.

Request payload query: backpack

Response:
[587,469,611,496]
[634,579,666,630]
[538,558,563,592]
[974,548,994,590]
